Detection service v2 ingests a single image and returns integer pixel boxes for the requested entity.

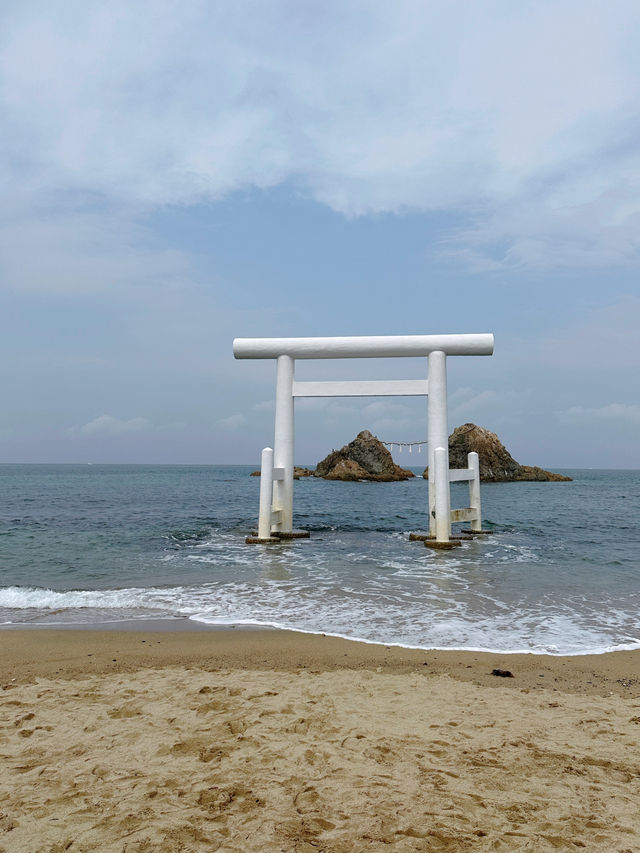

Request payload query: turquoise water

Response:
[1,464,638,654]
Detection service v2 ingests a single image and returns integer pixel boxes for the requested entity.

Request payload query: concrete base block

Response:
[247,529,310,542]
[460,529,492,535]
[424,539,462,550]
[410,532,473,542]
[272,529,311,540]
[245,536,282,545]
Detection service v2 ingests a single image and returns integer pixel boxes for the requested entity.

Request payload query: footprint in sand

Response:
[166,738,233,763]
[197,783,264,814]
[107,703,143,719]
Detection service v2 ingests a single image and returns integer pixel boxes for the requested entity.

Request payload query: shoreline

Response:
[0,617,265,632]
[2,614,639,659]
[1,625,639,698]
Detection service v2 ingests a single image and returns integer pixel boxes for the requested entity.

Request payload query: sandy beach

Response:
[1,628,639,852]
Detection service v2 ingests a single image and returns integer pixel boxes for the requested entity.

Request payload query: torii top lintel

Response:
[233,334,494,360]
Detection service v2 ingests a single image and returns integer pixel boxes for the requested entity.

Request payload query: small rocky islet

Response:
[313,429,414,481]
[252,424,571,482]
[433,423,572,482]
[250,430,412,481]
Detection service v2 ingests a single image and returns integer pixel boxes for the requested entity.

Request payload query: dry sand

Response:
[1,627,639,852]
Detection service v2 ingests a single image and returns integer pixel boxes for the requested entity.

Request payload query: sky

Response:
[1,0,639,467]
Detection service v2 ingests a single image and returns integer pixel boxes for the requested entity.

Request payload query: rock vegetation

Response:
[423,423,572,482]
[315,430,415,481]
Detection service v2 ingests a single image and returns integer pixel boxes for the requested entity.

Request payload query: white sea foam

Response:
[2,578,638,656]
[0,585,175,611]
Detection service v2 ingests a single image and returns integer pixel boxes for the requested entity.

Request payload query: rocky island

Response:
[251,424,570,483]
[315,430,414,481]
[423,423,572,482]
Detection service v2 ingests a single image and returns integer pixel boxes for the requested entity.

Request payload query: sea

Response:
[1,464,638,656]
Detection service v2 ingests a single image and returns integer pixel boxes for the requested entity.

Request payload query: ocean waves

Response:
[1,465,639,655]
[2,526,639,655]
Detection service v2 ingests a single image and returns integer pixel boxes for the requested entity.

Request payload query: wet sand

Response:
[1,628,639,851]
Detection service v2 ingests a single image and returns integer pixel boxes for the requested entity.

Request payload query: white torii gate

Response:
[233,334,494,546]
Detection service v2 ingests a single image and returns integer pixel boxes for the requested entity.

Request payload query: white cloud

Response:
[0,205,191,294]
[368,417,418,439]
[446,187,640,270]
[360,401,422,440]
[449,387,499,419]
[3,1,640,270]
[253,399,275,412]
[68,414,152,435]
[535,296,640,370]
[557,403,640,425]
[362,400,412,418]
[216,413,247,430]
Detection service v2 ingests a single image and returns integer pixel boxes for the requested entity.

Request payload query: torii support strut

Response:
[233,334,494,543]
